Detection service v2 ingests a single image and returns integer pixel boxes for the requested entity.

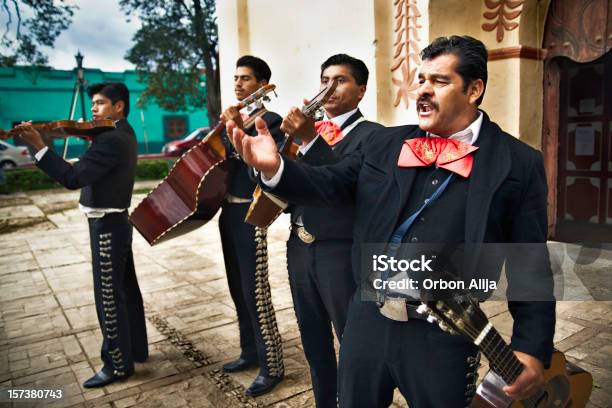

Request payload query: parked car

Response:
[0,140,34,168]
[161,127,211,157]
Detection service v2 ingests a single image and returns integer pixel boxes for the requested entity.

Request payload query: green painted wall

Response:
[0,66,208,157]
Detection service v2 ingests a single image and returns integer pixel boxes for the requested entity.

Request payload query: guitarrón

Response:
[129,85,276,245]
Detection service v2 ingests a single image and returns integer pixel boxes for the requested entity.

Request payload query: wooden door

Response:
[542,0,612,242]
[555,52,612,241]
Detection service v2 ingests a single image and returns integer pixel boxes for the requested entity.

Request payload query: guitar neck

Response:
[278,100,322,157]
[279,134,295,155]
[275,79,337,159]
[208,107,263,139]
[244,109,267,129]
[478,327,524,385]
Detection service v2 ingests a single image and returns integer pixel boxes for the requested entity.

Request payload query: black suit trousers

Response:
[218,202,284,378]
[88,212,148,376]
[287,234,355,408]
[338,298,480,408]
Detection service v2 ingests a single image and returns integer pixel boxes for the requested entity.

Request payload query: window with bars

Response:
[163,116,189,139]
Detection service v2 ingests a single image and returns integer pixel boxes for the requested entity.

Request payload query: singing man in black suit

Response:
[228,36,555,407]
[217,55,285,397]
[279,54,382,407]
[15,82,148,388]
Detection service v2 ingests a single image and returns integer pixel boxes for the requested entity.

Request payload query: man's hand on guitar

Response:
[503,351,545,400]
[227,117,281,179]
[280,105,317,145]
[220,106,244,130]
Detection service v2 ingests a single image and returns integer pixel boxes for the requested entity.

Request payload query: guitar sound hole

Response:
[533,391,548,406]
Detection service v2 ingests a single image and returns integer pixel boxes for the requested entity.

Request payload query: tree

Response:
[0,0,76,67]
[120,0,220,126]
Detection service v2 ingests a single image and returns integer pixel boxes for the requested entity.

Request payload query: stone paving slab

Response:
[1,294,61,332]
[0,187,610,407]
[163,301,238,336]
[0,242,32,258]
[1,307,70,344]
[0,204,45,219]
[110,374,237,408]
[6,335,86,381]
[0,251,36,269]
[228,345,316,407]
[33,247,87,270]
[0,270,51,303]
[55,288,96,310]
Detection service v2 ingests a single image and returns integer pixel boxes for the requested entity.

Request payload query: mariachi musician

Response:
[218,55,286,396]
[14,82,148,388]
[228,36,555,407]
[279,54,382,407]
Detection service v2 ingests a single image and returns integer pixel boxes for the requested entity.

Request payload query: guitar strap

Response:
[381,173,455,297]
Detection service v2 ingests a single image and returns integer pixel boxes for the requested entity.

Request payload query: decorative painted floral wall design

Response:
[482,0,524,42]
[391,0,422,108]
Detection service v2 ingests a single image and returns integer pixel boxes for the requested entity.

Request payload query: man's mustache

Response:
[417,97,438,110]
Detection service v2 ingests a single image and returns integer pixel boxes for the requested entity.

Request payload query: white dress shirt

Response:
[264,111,483,188]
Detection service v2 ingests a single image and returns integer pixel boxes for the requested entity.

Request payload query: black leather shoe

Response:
[134,356,148,363]
[83,370,131,388]
[245,375,282,397]
[222,358,258,373]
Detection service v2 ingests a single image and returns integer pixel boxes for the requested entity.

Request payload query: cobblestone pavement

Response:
[0,184,610,407]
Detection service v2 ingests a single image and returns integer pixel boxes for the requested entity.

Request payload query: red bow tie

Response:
[315,120,344,146]
[397,137,479,177]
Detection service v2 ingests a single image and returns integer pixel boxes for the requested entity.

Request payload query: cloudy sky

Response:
[44,0,140,72]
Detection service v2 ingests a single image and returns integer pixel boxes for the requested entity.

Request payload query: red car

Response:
[161,127,211,157]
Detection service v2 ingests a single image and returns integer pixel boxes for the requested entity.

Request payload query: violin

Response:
[0,119,116,140]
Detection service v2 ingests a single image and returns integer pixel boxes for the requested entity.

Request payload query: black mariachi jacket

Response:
[37,119,137,208]
[264,111,555,366]
[293,110,383,240]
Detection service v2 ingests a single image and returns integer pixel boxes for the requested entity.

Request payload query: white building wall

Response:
[217,0,380,121]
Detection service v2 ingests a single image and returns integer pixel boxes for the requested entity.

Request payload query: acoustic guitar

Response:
[416,291,593,407]
[244,79,338,228]
[129,85,276,245]
[0,119,116,140]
